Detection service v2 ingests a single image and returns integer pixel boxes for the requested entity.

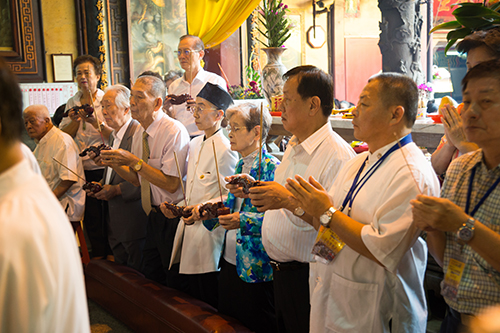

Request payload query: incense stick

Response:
[258,102,263,181]
[212,140,224,202]
[52,157,87,182]
[395,134,422,194]
[174,151,188,205]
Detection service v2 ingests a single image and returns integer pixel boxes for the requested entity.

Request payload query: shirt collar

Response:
[181,68,207,86]
[114,117,132,142]
[145,110,165,138]
[289,122,332,155]
[36,126,57,145]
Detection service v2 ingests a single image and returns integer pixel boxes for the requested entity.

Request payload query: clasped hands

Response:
[159,202,240,230]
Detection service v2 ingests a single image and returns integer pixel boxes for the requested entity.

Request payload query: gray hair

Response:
[23,104,51,120]
[136,75,166,100]
[226,102,272,140]
[179,35,205,51]
[104,85,130,109]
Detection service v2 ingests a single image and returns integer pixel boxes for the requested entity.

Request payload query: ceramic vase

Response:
[262,47,287,109]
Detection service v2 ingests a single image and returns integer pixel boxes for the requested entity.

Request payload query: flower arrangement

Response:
[230,65,264,100]
[257,0,292,48]
[418,83,433,109]
[430,1,500,54]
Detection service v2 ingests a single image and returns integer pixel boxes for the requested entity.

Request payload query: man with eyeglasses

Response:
[166,35,227,138]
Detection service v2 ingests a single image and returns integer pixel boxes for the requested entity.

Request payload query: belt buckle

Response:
[270,260,280,271]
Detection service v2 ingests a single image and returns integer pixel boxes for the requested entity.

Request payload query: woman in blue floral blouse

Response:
[201,102,280,333]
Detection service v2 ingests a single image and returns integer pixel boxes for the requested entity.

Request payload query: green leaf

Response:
[446,27,473,40]
[455,16,498,29]
[490,2,500,11]
[430,20,462,33]
[453,4,500,17]
[444,38,458,55]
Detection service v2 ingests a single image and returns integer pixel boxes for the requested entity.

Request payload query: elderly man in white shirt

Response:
[166,35,227,137]
[244,66,355,333]
[24,104,85,224]
[286,73,441,333]
[101,75,190,287]
[0,56,89,333]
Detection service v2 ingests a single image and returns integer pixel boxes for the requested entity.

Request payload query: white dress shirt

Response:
[130,111,190,205]
[34,126,86,222]
[168,69,227,137]
[60,89,106,170]
[309,140,440,333]
[0,160,90,333]
[262,122,356,263]
[170,131,238,274]
[105,117,133,185]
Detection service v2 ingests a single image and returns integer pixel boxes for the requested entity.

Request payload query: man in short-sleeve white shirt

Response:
[286,73,440,333]
[101,75,190,287]
[24,105,86,223]
[247,66,355,333]
[1,60,89,332]
[166,35,227,137]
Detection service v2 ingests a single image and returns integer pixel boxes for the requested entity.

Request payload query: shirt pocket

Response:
[325,272,379,333]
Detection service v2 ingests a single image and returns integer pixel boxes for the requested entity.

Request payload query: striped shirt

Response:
[442,149,500,314]
[262,122,356,263]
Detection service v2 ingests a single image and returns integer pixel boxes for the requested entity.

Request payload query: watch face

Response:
[459,228,473,242]
[294,207,305,217]
[320,214,330,226]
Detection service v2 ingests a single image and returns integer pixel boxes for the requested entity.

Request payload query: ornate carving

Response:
[378,0,423,83]
[4,0,45,82]
[107,0,130,86]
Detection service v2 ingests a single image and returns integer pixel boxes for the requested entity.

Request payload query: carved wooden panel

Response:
[107,0,130,86]
[2,0,46,82]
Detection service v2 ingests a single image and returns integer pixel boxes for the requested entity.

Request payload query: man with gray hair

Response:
[101,76,190,287]
[86,85,148,270]
[23,104,86,224]
[166,35,227,137]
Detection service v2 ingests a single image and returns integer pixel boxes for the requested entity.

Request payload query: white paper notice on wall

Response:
[20,83,78,115]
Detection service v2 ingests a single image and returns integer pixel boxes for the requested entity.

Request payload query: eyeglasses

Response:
[188,105,216,114]
[226,125,247,133]
[176,49,201,57]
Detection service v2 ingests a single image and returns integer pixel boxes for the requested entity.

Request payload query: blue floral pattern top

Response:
[203,148,280,283]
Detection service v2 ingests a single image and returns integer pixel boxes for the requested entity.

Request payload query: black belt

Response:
[151,205,160,213]
[270,260,308,272]
[449,307,474,325]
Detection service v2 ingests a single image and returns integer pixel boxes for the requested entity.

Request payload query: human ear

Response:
[390,105,405,125]
[309,96,322,116]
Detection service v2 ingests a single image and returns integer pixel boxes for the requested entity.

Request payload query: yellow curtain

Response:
[186,0,261,48]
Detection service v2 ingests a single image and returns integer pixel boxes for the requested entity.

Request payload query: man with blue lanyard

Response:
[412,60,500,333]
[286,73,440,333]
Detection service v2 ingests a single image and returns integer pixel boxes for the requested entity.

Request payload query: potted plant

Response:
[257,0,292,108]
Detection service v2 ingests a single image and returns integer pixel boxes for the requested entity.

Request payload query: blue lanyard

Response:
[465,164,500,216]
[340,134,413,216]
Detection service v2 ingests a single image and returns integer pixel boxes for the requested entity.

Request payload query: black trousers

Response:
[141,210,181,288]
[179,271,219,309]
[83,169,109,257]
[272,262,310,333]
[440,307,466,333]
[218,258,277,333]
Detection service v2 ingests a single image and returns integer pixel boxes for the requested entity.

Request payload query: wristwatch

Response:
[457,217,475,243]
[293,206,305,217]
[133,159,144,172]
[320,207,337,227]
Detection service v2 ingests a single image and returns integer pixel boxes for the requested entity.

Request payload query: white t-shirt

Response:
[20,142,41,174]
[309,139,440,333]
[130,111,190,205]
[171,131,238,274]
[34,126,86,221]
[0,159,90,333]
[262,123,356,263]
[168,69,227,137]
[60,89,106,170]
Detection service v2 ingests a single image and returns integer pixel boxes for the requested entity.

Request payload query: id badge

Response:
[441,256,466,301]
[311,226,345,264]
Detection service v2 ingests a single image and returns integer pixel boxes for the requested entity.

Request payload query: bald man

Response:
[24,104,85,223]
